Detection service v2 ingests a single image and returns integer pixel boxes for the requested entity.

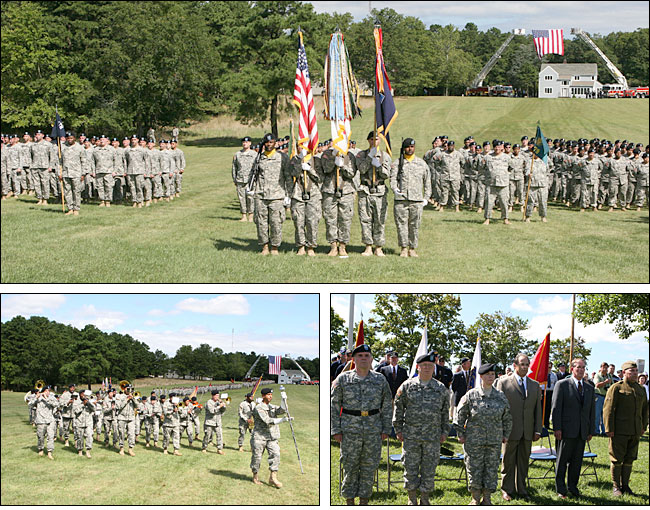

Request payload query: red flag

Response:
[528,332,551,385]
[345,319,365,372]
[230,378,235,384]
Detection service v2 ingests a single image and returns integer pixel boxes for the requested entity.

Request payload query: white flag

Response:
[468,338,482,390]
[410,326,429,378]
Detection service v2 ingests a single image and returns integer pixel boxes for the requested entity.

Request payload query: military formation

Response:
[1,131,186,215]
[25,381,294,488]
[233,133,649,256]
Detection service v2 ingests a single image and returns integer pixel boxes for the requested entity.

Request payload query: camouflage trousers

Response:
[625,181,636,206]
[608,180,628,207]
[32,168,50,200]
[113,175,126,202]
[127,174,144,204]
[525,186,548,218]
[484,185,509,219]
[255,197,284,247]
[291,196,321,248]
[143,176,153,201]
[82,175,95,200]
[61,416,73,439]
[95,173,114,201]
[569,177,581,204]
[394,200,424,249]
[236,182,254,214]
[509,179,524,206]
[634,185,648,207]
[322,192,354,244]
[174,171,183,193]
[476,180,486,208]
[580,182,598,208]
[151,416,161,442]
[152,174,163,199]
[1,167,9,195]
[63,176,82,211]
[463,443,501,490]
[74,423,94,451]
[550,174,563,200]
[103,417,118,446]
[11,168,23,194]
[179,421,194,444]
[340,432,382,499]
[250,436,280,472]
[163,424,180,451]
[358,193,387,247]
[463,177,477,206]
[402,439,441,492]
[598,180,609,205]
[117,418,135,448]
[50,171,61,198]
[36,421,56,452]
[21,167,33,191]
[203,423,223,450]
[440,179,461,206]
[162,173,173,197]
[193,416,200,436]
[238,418,252,446]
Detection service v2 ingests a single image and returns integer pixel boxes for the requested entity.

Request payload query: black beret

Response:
[441,135,448,139]
[521,136,528,141]
[416,351,438,364]
[460,357,470,363]
[513,143,520,148]
[350,140,356,144]
[553,139,559,143]
[432,136,441,142]
[111,137,118,142]
[79,133,86,137]
[246,392,253,397]
[261,388,273,395]
[284,135,290,141]
[469,142,476,147]
[169,392,176,397]
[191,396,197,401]
[402,138,416,148]
[558,362,566,367]
[65,131,74,137]
[160,394,167,399]
[141,396,147,400]
[123,136,130,141]
[182,396,189,401]
[69,383,76,388]
[211,389,219,395]
[478,363,495,375]
[151,396,157,400]
[494,140,504,147]
[483,141,490,147]
[242,136,252,142]
[587,148,595,153]
[262,133,275,143]
[36,129,43,134]
[504,142,511,147]
[131,134,138,139]
[643,153,649,159]
[352,344,372,356]
[633,148,640,154]
[447,140,455,146]
[170,139,178,143]
[23,131,30,136]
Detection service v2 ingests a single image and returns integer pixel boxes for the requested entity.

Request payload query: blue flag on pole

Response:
[374,25,398,157]
[51,111,65,139]
[531,125,549,163]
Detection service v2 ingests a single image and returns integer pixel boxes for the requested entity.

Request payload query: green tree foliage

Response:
[330,306,347,353]
[463,311,534,372]
[574,294,649,341]
[549,335,592,367]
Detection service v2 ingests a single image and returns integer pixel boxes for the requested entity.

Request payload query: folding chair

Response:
[386,431,403,491]
[435,424,467,483]
[580,439,598,482]
[527,427,557,489]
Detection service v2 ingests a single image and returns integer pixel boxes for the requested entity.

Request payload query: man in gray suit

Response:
[494,353,542,501]
[551,358,595,499]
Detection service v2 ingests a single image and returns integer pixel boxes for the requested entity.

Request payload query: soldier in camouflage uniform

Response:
[625,150,640,206]
[102,388,118,448]
[163,395,182,455]
[290,148,324,255]
[390,138,431,258]
[606,147,629,211]
[331,344,392,505]
[190,396,202,441]
[125,135,146,208]
[178,397,195,447]
[72,390,96,458]
[454,363,512,505]
[524,154,551,222]
[150,395,162,447]
[110,138,127,202]
[423,137,443,207]
[30,386,59,459]
[139,396,154,447]
[60,132,87,215]
[170,139,185,197]
[393,352,450,505]
[508,144,527,211]
[6,134,23,197]
[251,388,291,488]
[203,389,227,454]
[147,140,163,203]
[483,141,511,225]
[576,148,602,211]
[356,131,391,256]
[475,142,491,213]
[633,152,648,210]
[30,130,53,205]
[232,136,257,221]
[432,141,463,212]
[19,132,34,195]
[321,145,358,257]
[1,137,7,199]
[462,143,479,210]
[115,385,138,456]
[238,392,255,451]
[59,384,76,445]
[91,135,116,207]
[159,140,175,202]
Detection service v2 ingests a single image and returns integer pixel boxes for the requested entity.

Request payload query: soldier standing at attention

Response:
[30,130,53,205]
[331,344,392,505]
[30,385,58,459]
[390,138,431,258]
[508,144,527,212]
[19,132,34,195]
[423,137,443,207]
[253,133,291,256]
[238,392,255,452]
[125,135,145,208]
[148,139,163,203]
[524,152,551,223]
[92,135,116,207]
[603,360,648,497]
[577,148,602,212]
[202,389,227,454]
[475,141,491,213]
[356,131,391,257]
[483,141,511,225]
[232,136,257,222]
[454,363,512,506]
[60,132,86,216]
[393,351,450,505]
[606,147,629,211]
[432,140,463,212]
[290,147,324,256]
[159,140,174,202]
[251,388,292,488]
[633,152,648,210]
[169,139,185,197]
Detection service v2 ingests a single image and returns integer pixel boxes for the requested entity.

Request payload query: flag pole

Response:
[55,104,66,212]
[347,294,355,350]
[569,294,575,361]
[522,153,535,220]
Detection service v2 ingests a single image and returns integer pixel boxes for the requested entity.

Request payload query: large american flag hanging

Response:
[532,29,564,59]
[293,31,318,159]
[268,355,282,375]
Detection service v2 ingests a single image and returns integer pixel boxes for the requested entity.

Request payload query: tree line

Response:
[2,1,648,136]
[0,315,319,391]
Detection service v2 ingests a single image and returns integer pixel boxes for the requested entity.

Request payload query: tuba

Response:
[119,380,130,391]
[34,380,45,391]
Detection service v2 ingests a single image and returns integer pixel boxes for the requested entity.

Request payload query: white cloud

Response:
[307,321,319,331]
[511,298,533,312]
[68,304,127,331]
[1,294,66,319]
[144,320,162,327]
[331,295,349,319]
[148,309,166,317]
[175,295,249,315]
[536,295,572,314]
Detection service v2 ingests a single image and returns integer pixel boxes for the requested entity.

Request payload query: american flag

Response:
[293,31,318,158]
[532,29,564,59]
[268,355,282,375]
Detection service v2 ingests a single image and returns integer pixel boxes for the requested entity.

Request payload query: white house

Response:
[278,369,308,385]
[538,63,602,98]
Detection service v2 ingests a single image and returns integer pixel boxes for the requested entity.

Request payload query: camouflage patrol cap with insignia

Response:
[352,344,372,356]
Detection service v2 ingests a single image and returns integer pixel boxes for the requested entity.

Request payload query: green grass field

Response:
[1,96,648,283]
[0,384,319,505]
[330,432,649,505]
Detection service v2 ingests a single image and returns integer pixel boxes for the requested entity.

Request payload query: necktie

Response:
[547,373,552,386]
[518,377,526,398]
[578,380,584,403]
[393,367,396,380]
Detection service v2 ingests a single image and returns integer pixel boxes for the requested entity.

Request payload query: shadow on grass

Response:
[184,137,243,148]
[208,468,252,481]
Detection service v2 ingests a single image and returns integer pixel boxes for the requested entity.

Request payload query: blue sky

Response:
[309,1,648,35]
[0,294,319,358]
[331,294,649,374]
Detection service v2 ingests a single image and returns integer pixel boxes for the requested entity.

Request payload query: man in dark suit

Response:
[451,357,472,406]
[494,353,542,501]
[380,352,409,398]
[434,355,453,388]
[551,358,595,499]
[556,362,569,381]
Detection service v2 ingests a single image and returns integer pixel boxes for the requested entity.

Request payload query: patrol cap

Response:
[621,360,637,371]
[211,389,219,395]
[261,388,273,395]
[242,136,252,142]
[402,138,416,148]
[352,344,372,356]
[416,351,438,364]
[367,131,376,140]
[478,363,495,375]
[262,133,275,143]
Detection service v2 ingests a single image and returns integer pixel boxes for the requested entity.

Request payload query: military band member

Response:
[483,141,510,225]
[393,351,450,505]
[290,147,323,255]
[150,395,162,448]
[30,386,58,459]
[73,390,96,458]
[202,389,227,454]
[190,396,202,440]
[251,388,292,488]
[60,383,76,445]
[163,394,182,455]
[232,136,257,221]
[30,130,53,205]
[390,138,431,257]
[102,387,118,448]
[115,385,138,456]
[139,396,154,447]
[238,392,255,451]
[179,397,195,446]
[331,344,392,505]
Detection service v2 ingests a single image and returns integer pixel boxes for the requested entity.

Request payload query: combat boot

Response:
[252,471,262,485]
[119,447,125,456]
[65,439,69,447]
[469,489,482,505]
[173,450,182,456]
[202,449,207,454]
[238,446,244,452]
[261,244,270,256]
[65,210,74,216]
[296,246,306,255]
[362,245,373,256]
[400,247,409,257]
[611,464,623,497]
[358,498,369,505]
[217,449,225,455]
[86,450,92,458]
[375,247,385,257]
[327,242,338,256]
[482,218,490,225]
[407,490,418,505]
[99,201,105,207]
[270,246,280,256]
[146,442,150,448]
[346,498,355,505]
[248,213,254,222]
[419,492,430,505]
[132,202,137,208]
[128,448,135,457]
[621,464,635,495]
[163,449,169,455]
[455,205,460,212]
[480,489,492,505]
[47,452,54,460]
[239,213,247,222]
[338,243,348,257]
[307,248,316,257]
[38,450,44,457]
[79,450,83,456]
[269,470,283,488]
[408,248,418,258]
[145,200,151,207]
[73,210,79,216]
